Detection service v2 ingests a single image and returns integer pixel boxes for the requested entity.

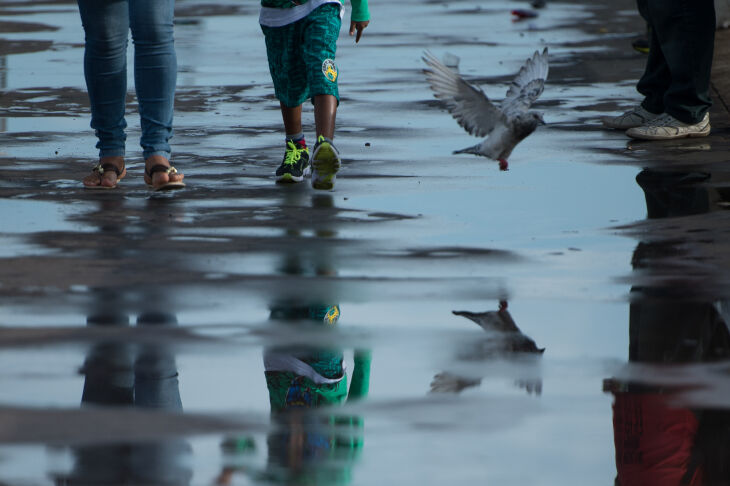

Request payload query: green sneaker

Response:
[311,135,341,190]
[275,140,310,183]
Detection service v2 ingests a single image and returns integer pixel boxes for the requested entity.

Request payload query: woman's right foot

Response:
[82,156,126,189]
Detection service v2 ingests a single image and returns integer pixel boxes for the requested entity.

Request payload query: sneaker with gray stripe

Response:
[626,112,711,140]
[602,105,661,130]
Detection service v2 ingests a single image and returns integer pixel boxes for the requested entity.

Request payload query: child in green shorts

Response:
[260,0,370,190]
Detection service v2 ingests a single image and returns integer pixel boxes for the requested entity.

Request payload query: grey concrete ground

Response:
[2,0,730,485]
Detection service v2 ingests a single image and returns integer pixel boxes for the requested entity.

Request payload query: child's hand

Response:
[349,20,369,43]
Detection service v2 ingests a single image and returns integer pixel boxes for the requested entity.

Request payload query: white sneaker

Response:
[626,112,711,140]
[601,105,661,130]
[311,135,341,190]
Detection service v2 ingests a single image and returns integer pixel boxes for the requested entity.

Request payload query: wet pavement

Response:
[2,0,730,484]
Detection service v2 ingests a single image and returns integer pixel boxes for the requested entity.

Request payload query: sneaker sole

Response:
[626,124,711,140]
[312,145,340,190]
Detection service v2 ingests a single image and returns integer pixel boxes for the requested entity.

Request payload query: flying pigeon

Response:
[422,48,549,170]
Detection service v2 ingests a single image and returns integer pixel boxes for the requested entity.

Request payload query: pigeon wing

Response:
[423,51,505,138]
[500,47,549,117]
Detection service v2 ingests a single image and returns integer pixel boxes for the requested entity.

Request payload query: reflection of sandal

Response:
[144,164,186,191]
[83,162,126,190]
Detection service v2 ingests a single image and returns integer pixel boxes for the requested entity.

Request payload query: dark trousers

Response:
[637,0,715,124]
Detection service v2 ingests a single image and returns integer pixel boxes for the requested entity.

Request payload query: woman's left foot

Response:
[144,155,185,191]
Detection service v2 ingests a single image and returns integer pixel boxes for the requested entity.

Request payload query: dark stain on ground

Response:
[175,4,257,18]
[378,246,521,260]
[0,38,53,56]
[0,20,57,33]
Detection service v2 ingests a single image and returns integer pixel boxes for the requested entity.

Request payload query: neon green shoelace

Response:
[284,141,304,166]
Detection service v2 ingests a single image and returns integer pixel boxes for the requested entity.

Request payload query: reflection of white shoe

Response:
[601,105,660,129]
[626,112,711,140]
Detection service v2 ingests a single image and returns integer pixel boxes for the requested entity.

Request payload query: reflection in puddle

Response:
[606,168,730,484]
[431,301,544,395]
[53,312,193,485]
[3,0,730,484]
[1,200,90,234]
[0,54,6,134]
[217,197,370,486]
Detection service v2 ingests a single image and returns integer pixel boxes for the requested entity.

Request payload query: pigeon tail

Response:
[453,144,482,156]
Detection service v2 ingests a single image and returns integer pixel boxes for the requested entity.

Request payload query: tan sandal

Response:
[83,162,126,190]
[144,164,185,191]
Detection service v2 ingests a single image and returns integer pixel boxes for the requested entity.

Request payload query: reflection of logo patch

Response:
[285,377,313,408]
[322,59,338,82]
[324,305,340,325]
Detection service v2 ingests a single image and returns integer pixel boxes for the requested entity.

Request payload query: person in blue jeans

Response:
[78,0,185,191]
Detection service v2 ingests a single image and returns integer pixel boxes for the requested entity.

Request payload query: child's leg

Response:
[314,94,337,140]
[262,22,312,182]
[280,102,303,139]
[261,22,309,132]
[275,101,310,183]
[302,4,341,140]
[300,5,342,190]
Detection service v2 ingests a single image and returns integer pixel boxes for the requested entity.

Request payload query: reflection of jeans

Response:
[66,313,191,486]
[77,0,177,159]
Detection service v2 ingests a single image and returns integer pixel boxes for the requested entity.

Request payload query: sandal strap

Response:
[93,162,123,176]
[146,164,178,176]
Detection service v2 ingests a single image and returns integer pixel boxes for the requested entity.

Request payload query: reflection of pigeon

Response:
[453,301,545,355]
[422,48,549,171]
[430,301,544,394]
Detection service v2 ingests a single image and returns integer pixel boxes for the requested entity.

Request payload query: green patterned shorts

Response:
[261,4,342,108]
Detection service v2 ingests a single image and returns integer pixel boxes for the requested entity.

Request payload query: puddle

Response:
[2,0,730,485]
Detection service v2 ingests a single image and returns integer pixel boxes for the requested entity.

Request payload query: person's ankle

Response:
[286,132,306,147]
[145,154,170,166]
[100,155,124,168]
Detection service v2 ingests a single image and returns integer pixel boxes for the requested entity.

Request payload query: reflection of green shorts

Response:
[261,4,342,108]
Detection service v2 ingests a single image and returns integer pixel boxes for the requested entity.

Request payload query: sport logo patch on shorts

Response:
[322,59,338,83]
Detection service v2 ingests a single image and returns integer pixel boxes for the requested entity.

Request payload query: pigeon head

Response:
[521,111,545,127]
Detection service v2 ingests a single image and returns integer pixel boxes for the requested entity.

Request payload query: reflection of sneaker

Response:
[626,112,711,140]
[311,135,341,190]
[602,105,660,129]
[631,38,649,54]
[276,140,310,183]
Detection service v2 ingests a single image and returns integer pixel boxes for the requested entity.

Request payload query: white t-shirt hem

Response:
[259,0,344,27]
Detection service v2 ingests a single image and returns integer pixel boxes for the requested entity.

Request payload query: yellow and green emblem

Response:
[322,59,338,82]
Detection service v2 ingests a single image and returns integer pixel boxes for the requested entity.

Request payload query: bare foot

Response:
[82,156,126,189]
[144,155,185,190]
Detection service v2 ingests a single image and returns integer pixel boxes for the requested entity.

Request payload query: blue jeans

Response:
[77,0,177,160]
